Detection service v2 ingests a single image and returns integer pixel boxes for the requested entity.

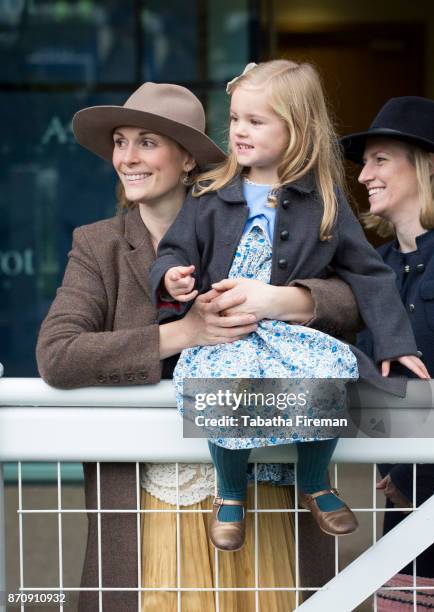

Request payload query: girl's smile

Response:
[235,143,254,150]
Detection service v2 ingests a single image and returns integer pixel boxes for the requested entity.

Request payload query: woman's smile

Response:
[122,172,152,183]
[358,138,419,221]
[368,187,385,199]
[112,126,192,205]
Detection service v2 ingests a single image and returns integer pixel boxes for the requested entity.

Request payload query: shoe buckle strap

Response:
[213,497,246,519]
[306,488,340,501]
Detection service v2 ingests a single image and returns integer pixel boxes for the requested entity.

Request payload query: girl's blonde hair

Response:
[361,145,434,238]
[194,59,345,241]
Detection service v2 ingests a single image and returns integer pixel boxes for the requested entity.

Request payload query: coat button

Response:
[409,303,415,312]
[281,199,290,209]
[109,372,120,383]
[280,229,289,241]
[417,350,423,358]
[96,373,107,383]
[278,258,288,269]
[138,370,148,381]
[416,263,425,273]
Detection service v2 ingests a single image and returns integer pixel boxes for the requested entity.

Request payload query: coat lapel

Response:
[123,207,155,302]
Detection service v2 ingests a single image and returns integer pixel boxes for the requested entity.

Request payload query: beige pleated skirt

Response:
[140,484,300,611]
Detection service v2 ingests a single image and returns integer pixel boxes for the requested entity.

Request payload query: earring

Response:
[182,171,191,186]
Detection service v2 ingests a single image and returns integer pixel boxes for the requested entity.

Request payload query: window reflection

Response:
[0,1,136,84]
[0,0,253,375]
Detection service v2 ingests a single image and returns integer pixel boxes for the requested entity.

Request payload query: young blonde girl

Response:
[150,60,427,551]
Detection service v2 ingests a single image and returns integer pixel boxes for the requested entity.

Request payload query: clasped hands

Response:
[164,266,271,320]
[165,265,430,379]
[165,268,275,346]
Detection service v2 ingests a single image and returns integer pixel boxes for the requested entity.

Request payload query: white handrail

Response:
[0,378,176,407]
[2,377,434,612]
[0,378,434,462]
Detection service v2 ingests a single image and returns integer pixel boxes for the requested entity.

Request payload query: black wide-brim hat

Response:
[341,96,434,164]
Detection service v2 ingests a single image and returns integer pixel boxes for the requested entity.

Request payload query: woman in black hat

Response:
[342,95,434,604]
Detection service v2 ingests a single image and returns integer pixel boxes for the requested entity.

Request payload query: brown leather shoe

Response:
[299,488,358,536]
[209,497,246,552]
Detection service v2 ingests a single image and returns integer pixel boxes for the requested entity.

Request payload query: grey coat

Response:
[150,173,418,396]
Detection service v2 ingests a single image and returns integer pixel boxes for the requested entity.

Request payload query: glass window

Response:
[0,1,137,84]
[207,0,250,81]
[0,91,126,375]
[1,0,258,376]
[141,0,199,83]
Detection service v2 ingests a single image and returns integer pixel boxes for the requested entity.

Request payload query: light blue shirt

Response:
[242,180,276,244]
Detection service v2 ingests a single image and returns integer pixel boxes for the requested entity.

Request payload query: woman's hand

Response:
[381,355,430,379]
[211,278,273,320]
[376,474,412,511]
[210,278,314,323]
[182,287,258,347]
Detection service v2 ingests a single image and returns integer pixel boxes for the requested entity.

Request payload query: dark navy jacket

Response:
[358,230,434,377]
[150,173,418,396]
[358,230,434,576]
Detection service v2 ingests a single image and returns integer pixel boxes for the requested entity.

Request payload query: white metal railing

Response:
[1,378,434,612]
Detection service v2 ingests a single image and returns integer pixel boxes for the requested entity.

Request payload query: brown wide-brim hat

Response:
[72,82,226,169]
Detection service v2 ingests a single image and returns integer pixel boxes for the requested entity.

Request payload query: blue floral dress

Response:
[173,223,358,450]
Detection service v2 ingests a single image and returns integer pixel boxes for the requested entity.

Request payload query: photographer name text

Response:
[194,415,348,427]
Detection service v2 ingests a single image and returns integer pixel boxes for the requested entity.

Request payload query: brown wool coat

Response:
[36,205,361,612]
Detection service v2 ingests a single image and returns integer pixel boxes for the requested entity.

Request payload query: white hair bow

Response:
[226,62,258,94]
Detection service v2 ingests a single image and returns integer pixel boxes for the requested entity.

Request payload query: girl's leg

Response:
[208,441,251,521]
[296,438,358,535]
[296,439,344,511]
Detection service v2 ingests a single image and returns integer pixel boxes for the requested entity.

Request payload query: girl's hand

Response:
[182,288,258,346]
[210,278,274,321]
[164,265,198,302]
[381,355,430,379]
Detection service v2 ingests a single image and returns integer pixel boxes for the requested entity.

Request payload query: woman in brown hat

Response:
[37,82,360,611]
